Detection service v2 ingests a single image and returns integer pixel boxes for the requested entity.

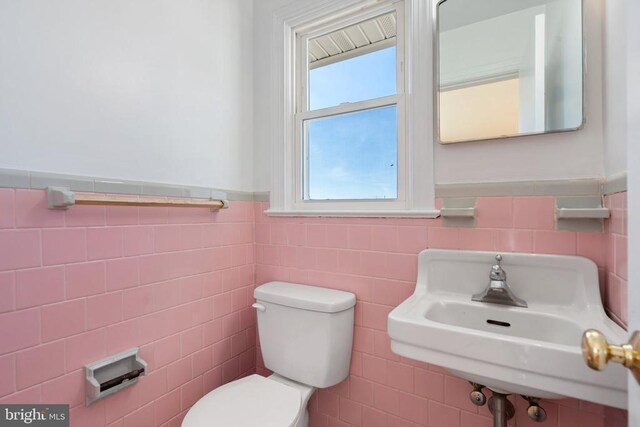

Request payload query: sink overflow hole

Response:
[486,319,511,327]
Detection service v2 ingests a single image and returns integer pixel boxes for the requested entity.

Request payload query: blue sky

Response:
[306,46,397,200]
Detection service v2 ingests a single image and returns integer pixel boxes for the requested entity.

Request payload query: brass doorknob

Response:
[581,329,640,383]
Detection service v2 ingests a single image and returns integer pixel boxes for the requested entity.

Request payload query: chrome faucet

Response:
[472,255,527,308]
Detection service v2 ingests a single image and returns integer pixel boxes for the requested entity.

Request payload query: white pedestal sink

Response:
[387,249,628,409]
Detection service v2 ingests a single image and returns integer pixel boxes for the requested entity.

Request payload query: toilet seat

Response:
[181,375,302,427]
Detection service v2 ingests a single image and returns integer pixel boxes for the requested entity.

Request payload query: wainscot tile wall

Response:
[0,189,629,426]
[604,192,628,327]
[0,189,257,427]
[254,195,629,427]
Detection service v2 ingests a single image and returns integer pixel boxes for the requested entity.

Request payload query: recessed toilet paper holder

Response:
[85,348,147,406]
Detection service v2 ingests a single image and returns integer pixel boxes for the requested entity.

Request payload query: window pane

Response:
[307,11,397,111]
[309,47,397,110]
[305,106,397,200]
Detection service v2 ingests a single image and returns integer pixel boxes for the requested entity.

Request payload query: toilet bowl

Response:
[182,281,356,427]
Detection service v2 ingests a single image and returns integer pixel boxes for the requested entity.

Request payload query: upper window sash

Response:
[296,3,405,116]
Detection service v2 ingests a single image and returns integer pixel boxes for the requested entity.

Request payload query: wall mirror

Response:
[435,0,584,144]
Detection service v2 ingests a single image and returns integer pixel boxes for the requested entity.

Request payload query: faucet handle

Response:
[490,254,506,281]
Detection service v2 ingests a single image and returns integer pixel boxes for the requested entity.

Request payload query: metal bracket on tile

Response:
[441,198,477,218]
[556,207,610,219]
[556,196,609,232]
[47,186,76,209]
[441,198,476,227]
[556,196,610,219]
[440,207,476,218]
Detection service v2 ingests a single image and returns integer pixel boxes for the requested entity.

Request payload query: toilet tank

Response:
[254,282,356,388]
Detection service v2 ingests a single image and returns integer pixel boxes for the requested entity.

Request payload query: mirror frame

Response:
[433,0,587,144]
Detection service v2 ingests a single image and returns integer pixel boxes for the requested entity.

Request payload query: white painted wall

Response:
[439,8,536,88]
[253,0,291,193]
[0,0,254,192]
[253,0,604,190]
[603,1,630,178]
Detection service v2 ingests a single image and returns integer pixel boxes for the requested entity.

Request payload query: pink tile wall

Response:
[604,192,628,327]
[0,190,629,427]
[254,196,629,427]
[0,189,256,427]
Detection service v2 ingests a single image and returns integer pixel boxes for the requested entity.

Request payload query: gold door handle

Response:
[581,329,640,384]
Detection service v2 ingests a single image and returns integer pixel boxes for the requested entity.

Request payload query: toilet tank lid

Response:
[254,282,356,313]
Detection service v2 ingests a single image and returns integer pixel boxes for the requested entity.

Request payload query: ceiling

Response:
[308,12,396,69]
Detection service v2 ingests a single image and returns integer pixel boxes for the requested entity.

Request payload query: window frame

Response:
[266,0,438,218]
[295,4,405,208]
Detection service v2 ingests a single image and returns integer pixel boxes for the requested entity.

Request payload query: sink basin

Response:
[387,249,628,409]
[425,301,585,345]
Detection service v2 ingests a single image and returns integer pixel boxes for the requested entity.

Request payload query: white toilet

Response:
[182,281,356,427]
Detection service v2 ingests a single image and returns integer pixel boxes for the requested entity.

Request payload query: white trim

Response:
[296,94,400,121]
[268,0,436,217]
[626,0,640,417]
[440,71,519,92]
[439,62,520,89]
[264,209,440,218]
[604,172,627,195]
[405,0,436,211]
[436,178,603,198]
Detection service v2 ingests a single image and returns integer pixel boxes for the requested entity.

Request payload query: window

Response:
[299,10,402,202]
[267,0,437,217]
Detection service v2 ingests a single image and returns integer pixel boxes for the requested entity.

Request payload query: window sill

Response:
[264,209,441,218]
